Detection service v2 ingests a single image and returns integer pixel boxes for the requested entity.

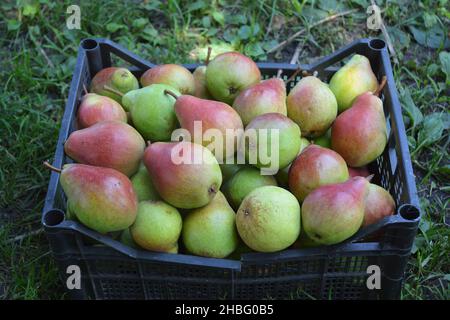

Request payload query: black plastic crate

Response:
[42,38,421,300]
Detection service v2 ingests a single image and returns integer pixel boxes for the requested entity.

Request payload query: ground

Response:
[0,0,448,299]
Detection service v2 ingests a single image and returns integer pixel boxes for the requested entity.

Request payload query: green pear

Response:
[90,67,139,106]
[77,93,127,128]
[220,162,242,182]
[64,121,145,177]
[182,192,238,258]
[224,166,277,209]
[241,113,301,172]
[312,128,331,148]
[193,66,213,99]
[120,228,138,248]
[275,137,310,187]
[363,184,395,227]
[206,52,261,104]
[302,177,369,245]
[44,162,138,234]
[331,92,387,167]
[144,142,222,209]
[66,200,77,221]
[289,145,349,201]
[236,186,300,252]
[130,200,182,253]
[122,84,181,142]
[130,163,160,202]
[140,64,195,95]
[233,78,287,126]
[287,76,337,138]
[329,54,378,112]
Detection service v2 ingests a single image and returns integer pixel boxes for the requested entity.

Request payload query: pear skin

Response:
[59,164,138,234]
[122,84,181,142]
[287,76,337,138]
[140,64,195,95]
[236,186,300,252]
[206,52,261,104]
[64,121,145,177]
[276,137,310,187]
[348,166,370,178]
[288,145,349,201]
[174,95,243,161]
[90,67,139,105]
[302,177,369,245]
[130,163,161,202]
[220,162,242,182]
[233,78,287,126]
[77,93,127,128]
[130,200,182,253]
[363,184,395,227]
[313,128,331,148]
[331,92,387,167]
[329,54,378,112]
[193,66,213,99]
[143,142,222,209]
[182,192,238,258]
[120,228,138,248]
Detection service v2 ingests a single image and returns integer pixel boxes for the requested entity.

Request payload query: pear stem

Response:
[374,76,387,96]
[205,46,212,65]
[164,89,179,100]
[43,161,62,173]
[365,174,375,182]
[146,140,152,147]
[82,84,89,95]
[284,67,310,84]
[103,85,124,97]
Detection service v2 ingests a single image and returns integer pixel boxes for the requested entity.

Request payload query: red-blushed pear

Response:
[348,166,370,178]
[363,184,396,227]
[166,90,243,161]
[143,141,222,209]
[288,144,349,201]
[44,162,138,234]
[182,192,238,258]
[329,54,378,112]
[331,81,388,167]
[287,76,338,138]
[206,52,261,104]
[140,64,195,95]
[64,121,145,177]
[236,186,301,252]
[90,67,139,106]
[301,176,370,245]
[233,78,287,126]
[77,93,127,128]
[193,47,213,99]
[130,200,182,253]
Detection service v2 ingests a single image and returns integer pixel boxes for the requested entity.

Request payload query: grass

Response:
[0,0,448,299]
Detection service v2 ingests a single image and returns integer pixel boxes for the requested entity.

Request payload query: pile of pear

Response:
[47,50,396,259]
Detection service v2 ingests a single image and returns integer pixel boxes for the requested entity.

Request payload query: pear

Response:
[77,93,127,128]
[289,145,349,201]
[224,166,277,209]
[143,142,222,209]
[276,137,310,187]
[44,162,138,234]
[363,184,395,227]
[331,92,387,167]
[313,128,331,148]
[170,92,244,161]
[236,186,300,252]
[329,54,378,112]
[292,230,321,249]
[206,52,261,104]
[182,192,238,258]
[287,76,337,138]
[193,47,213,99]
[122,84,180,142]
[66,200,77,221]
[130,200,182,253]
[220,162,242,182]
[140,64,195,95]
[90,67,139,105]
[64,121,145,177]
[348,166,370,178]
[233,78,287,126]
[130,163,160,202]
[241,113,301,172]
[302,177,369,245]
[120,228,138,248]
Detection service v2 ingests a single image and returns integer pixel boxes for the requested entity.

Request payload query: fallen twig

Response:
[370,0,399,64]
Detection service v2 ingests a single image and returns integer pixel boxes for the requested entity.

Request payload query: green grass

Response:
[0,0,448,299]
